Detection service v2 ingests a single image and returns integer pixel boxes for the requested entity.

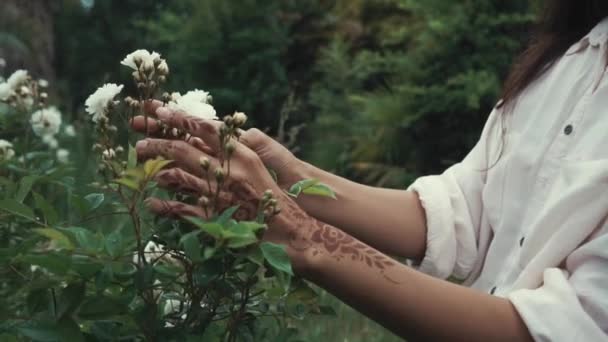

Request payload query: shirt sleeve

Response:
[508,222,608,341]
[407,106,502,279]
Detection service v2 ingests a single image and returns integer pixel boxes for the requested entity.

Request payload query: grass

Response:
[295,289,403,342]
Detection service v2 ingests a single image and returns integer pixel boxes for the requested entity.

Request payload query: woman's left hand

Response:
[132,103,314,265]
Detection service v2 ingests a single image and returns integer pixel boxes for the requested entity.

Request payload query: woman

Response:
[132,2,608,341]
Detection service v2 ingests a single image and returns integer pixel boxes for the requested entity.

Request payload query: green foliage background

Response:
[4,0,541,340]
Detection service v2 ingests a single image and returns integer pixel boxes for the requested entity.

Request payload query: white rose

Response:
[31,106,62,138]
[85,83,123,123]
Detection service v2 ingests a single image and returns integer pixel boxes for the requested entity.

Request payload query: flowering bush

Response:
[0,51,335,341]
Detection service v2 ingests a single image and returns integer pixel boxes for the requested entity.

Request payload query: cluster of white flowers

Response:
[30,106,63,148]
[121,49,162,71]
[0,69,33,106]
[85,83,123,123]
[0,139,15,160]
[167,89,217,120]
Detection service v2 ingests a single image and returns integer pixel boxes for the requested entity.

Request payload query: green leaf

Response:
[318,305,337,316]
[56,317,85,342]
[20,253,72,275]
[193,261,223,287]
[78,296,127,320]
[0,199,35,221]
[127,145,137,169]
[84,193,105,211]
[288,179,336,199]
[260,242,293,276]
[17,320,62,342]
[180,231,202,262]
[104,229,125,258]
[58,227,102,252]
[143,157,173,179]
[57,282,86,319]
[302,183,337,199]
[16,175,39,203]
[185,217,223,239]
[70,255,104,279]
[33,192,59,225]
[34,228,74,250]
[26,289,51,316]
[113,177,140,191]
[215,205,240,225]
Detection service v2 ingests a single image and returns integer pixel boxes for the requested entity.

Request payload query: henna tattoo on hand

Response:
[280,200,402,284]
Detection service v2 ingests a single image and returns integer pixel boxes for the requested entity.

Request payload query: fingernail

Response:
[136,140,148,150]
[156,107,170,118]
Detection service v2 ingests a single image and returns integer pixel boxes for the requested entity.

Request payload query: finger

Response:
[155,107,222,153]
[130,116,162,135]
[144,99,165,117]
[155,168,214,196]
[135,138,219,176]
[145,197,208,219]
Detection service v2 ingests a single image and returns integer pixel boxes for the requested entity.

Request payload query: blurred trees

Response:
[306,0,535,187]
[53,0,537,188]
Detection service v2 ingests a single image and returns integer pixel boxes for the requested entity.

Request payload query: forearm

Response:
[292,160,427,260]
[285,216,533,342]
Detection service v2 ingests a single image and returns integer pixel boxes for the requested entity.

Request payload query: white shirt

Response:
[409,17,608,341]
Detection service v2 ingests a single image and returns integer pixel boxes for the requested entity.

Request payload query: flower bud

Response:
[232,112,247,126]
[162,92,171,103]
[148,81,157,89]
[158,75,166,83]
[198,196,210,207]
[199,156,211,171]
[223,115,234,126]
[134,56,143,67]
[115,146,125,153]
[40,92,48,100]
[225,141,236,155]
[137,82,146,90]
[269,198,278,207]
[38,79,49,88]
[132,71,142,82]
[143,62,154,74]
[19,85,30,96]
[171,128,179,137]
[157,60,169,75]
[214,168,225,182]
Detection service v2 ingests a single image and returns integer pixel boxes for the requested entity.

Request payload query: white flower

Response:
[0,83,12,101]
[85,83,123,123]
[167,89,216,120]
[31,106,62,138]
[7,69,28,89]
[181,89,211,104]
[56,149,69,163]
[64,124,76,137]
[121,49,161,71]
[170,92,181,101]
[42,135,58,149]
[102,148,116,160]
[163,299,182,316]
[0,139,15,160]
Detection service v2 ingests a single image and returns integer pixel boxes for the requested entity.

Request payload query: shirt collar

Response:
[566,16,608,55]
[586,16,608,47]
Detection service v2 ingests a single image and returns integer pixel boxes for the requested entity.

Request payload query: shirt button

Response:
[564,124,574,135]
[519,237,525,246]
[490,286,497,295]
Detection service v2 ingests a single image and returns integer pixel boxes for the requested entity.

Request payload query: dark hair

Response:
[501,2,608,106]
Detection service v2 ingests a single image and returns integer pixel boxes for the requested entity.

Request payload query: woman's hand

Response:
[133,101,304,189]
[131,103,315,270]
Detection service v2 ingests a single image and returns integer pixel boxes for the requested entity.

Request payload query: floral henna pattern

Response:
[284,202,401,284]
